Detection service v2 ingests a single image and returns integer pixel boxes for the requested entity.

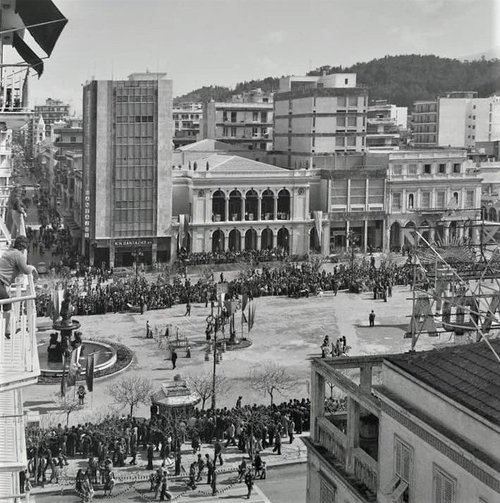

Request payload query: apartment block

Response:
[273,73,368,169]
[200,89,273,153]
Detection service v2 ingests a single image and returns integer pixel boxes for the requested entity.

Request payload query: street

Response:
[258,464,307,503]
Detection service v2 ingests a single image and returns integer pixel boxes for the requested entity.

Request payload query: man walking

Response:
[0,236,37,338]
[184,301,191,316]
[171,349,178,370]
[369,310,376,327]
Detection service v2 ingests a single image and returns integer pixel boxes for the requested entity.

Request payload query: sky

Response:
[14,0,500,114]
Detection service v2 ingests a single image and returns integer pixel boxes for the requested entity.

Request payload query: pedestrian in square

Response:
[369,310,375,327]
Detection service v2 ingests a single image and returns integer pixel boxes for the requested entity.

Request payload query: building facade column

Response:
[273,196,278,220]
[240,230,245,251]
[257,195,262,221]
[151,240,158,263]
[346,397,360,473]
[457,222,464,240]
[241,196,246,221]
[429,225,435,243]
[363,219,368,252]
[443,221,450,243]
[310,368,325,442]
[109,244,115,269]
[345,220,350,250]
[321,223,330,255]
[225,196,229,222]
[256,230,261,250]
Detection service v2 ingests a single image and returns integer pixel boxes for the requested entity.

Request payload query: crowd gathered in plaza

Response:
[34,257,414,318]
[24,397,310,500]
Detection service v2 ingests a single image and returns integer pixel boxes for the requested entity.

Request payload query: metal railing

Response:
[0,275,39,389]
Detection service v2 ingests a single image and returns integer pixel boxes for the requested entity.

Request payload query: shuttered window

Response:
[433,465,456,503]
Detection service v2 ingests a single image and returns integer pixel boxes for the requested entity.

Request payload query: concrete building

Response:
[171,142,315,256]
[173,102,202,148]
[273,74,368,169]
[411,100,438,148]
[306,341,500,503]
[438,92,500,149]
[82,72,173,267]
[366,101,407,151]
[200,89,273,153]
[33,97,70,139]
[386,149,482,250]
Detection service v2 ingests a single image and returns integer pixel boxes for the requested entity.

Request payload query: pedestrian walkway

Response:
[30,435,307,500]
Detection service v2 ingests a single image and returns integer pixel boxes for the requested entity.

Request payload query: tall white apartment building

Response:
[438,92,500,148]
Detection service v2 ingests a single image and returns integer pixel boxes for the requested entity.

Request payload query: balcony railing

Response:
[0,275,39,391]
[0,414,26,470]
[353,447,378,494]
[317,416,347,464]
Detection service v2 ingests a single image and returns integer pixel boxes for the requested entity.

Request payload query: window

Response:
[453,163,461,173]
[347,116,357,127]
[394,437,412,502]
[222,111,228,122]
[320,479,336,503]
[408,194,414,209]
[453,192,459,205]
[252,111,259,122]
[344,78,348,85]
[230,111,237,123]
[230,127,237,137]
[422,192,431,208]
[347,136,356,147]
[222,127,229,136]
[337,116,346,127]
[466,190,475,207]
[437,191,445,208]
[348,96,358,107]
[424,164,432,174]
[438,164,446,174]
[392,193,402,211]
[433,465,456,503]
[408,164,418,175]
[393,164,402,175]
[335,136,344,147]
[261,111,267,122]
[252,127,258,137]
[337,96,346,107]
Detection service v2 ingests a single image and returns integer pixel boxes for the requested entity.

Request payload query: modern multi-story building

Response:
[438,92,500,149]
[411,100,438,148]
[385,149,482,250]
[273,74,368,169]
[366,101,407,151]
[306,341,500,503]
[33,98,70,139]
[200,89,273,153]
[173,102,202,148]
[82,72,174,267]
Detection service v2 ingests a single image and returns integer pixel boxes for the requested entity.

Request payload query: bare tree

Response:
[107,374,154,417]
[188,371,229,410]
[249,363,297,405]
[53,393,83,426]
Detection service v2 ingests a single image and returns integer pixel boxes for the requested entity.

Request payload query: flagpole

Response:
[0,18,68,37]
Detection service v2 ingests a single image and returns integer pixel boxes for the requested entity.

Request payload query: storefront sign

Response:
[114,239,152,247]
[84,189,90,238]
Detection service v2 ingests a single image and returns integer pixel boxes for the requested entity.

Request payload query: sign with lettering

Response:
[114,239,152,247]
[84,189,91,238]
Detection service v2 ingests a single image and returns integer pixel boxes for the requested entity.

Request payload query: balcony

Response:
[0,276,39,392]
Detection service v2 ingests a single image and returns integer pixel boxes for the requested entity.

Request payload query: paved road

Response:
[258,464,307,503]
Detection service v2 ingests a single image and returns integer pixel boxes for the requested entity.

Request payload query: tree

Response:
[53,392,83,426]
[249,363,297,405]
[107,374,154,417]
[188,371,229,410]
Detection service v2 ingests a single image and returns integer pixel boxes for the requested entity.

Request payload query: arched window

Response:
[408,194,414,209]
[245,189,258,221]
[277,189,290,220]
[229,189,242,221]
[212,190,226,222]
[261,189,274,220]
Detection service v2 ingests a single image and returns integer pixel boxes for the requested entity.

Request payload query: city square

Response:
[0,1,498,502]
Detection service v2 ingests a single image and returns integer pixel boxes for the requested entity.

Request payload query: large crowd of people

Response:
[178,248,292,266]
[25,397,310,498]
[35,259,413,318]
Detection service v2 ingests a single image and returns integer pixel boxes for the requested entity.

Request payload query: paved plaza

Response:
[25,278,437,421]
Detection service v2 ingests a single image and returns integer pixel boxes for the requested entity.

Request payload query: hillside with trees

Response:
[175,54,500,108]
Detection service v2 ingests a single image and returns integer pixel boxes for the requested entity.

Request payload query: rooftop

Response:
[386,340,500,427]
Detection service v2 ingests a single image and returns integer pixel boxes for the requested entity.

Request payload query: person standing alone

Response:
[369,310,376,327]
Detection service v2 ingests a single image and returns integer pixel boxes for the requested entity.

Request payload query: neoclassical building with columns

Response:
[171,153,318,257]
[385,150,482,250]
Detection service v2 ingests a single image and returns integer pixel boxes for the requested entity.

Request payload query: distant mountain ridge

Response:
[175,54,500,108]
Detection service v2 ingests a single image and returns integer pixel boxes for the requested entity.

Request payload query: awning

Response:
[15,0,68,56]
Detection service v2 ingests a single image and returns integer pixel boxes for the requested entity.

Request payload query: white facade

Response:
[438,95,500,148]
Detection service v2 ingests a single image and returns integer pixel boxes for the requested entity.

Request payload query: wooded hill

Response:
[174,54,500,108]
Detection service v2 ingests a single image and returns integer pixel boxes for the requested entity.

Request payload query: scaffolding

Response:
[405,217,500,363]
